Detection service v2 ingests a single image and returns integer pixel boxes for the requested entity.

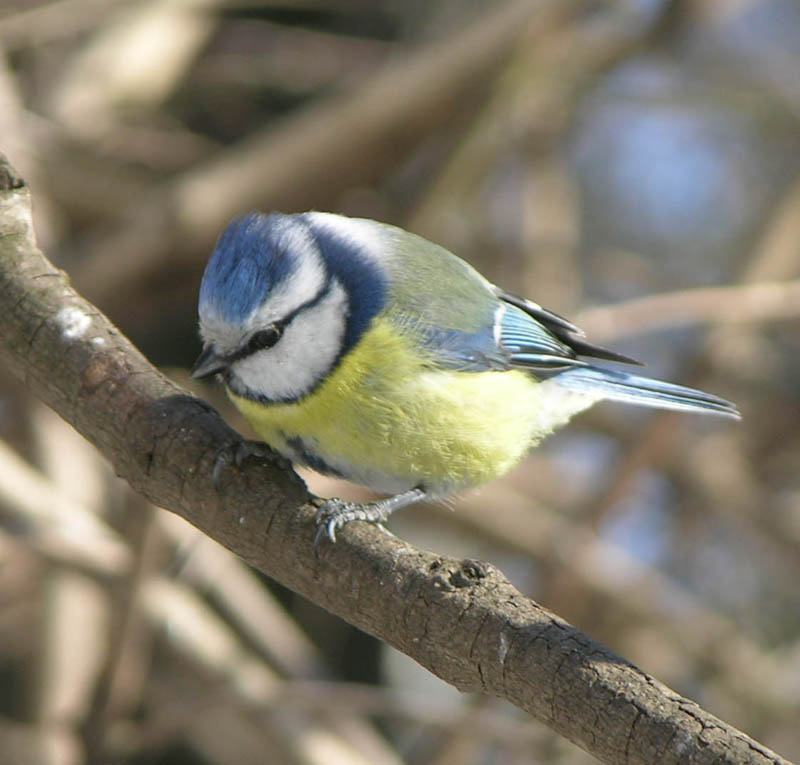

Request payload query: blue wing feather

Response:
[498,304,583,370]
[414,301,587,373]
[415,323,510,371]
[411,285,640,373]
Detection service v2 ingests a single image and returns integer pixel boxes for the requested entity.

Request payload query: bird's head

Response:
[193,212,387,402]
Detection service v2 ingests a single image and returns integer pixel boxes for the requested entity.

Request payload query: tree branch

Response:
[0,154,791,765]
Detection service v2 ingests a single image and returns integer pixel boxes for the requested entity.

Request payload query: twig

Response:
[0,436,130,575]
[71,0,582,302]
[142,577,399,765]
[575,278,800,343]
[0,154,793,764]
[160,512,328,679]
[447,486,796,713]
[0,0,130,50]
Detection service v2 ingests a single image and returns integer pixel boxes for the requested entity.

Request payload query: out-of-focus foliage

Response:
[0,1,798,763]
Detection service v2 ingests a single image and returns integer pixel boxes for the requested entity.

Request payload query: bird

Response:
[192,211,739,543]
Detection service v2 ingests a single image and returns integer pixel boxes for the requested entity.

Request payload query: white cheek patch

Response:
[232,279,349,401]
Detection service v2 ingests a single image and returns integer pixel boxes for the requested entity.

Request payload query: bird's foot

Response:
[211,439,291,488]
[313,499,394,547]
[313,487,427,548]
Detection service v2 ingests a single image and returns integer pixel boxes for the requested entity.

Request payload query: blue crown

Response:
[199,212,300,322]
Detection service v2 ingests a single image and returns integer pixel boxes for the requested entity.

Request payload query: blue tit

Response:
[192,211,739,542]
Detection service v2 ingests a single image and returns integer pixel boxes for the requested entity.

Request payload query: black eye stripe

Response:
[230,277,335,363]
[248,324,283,352]
[228,321,283,363]
[281,274,333,324]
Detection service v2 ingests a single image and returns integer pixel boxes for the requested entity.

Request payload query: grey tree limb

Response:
[0,155,792,765]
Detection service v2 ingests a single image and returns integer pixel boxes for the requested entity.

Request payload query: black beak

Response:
[191,345,228,379]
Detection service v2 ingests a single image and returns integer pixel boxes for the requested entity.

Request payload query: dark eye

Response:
[247,324,282,353]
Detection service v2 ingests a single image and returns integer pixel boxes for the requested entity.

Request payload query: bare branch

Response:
[0,154,792,765]
[575,278,800,343]
[70,0,583,302]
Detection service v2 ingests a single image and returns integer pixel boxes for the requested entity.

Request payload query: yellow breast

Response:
[227,319,565,494]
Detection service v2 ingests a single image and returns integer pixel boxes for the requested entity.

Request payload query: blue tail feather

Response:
[556,367,740,419]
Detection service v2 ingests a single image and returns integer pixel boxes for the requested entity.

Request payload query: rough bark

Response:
[0,155,792,765]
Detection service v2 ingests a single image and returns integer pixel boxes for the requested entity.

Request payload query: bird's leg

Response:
[314,487,428,546]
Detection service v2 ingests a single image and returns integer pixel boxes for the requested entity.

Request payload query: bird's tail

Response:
[555,366,740,419]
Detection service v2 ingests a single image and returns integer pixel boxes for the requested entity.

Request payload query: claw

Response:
[313,514,339,552]
[313,498,349,550]
[312,498,387,548]
[211,443,236,489]
[312,488,428,548]
[375,523,397,540]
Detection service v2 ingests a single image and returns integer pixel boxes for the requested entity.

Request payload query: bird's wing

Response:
[408,288,641,374]
[495,301,583,370]
[493,288,642,368]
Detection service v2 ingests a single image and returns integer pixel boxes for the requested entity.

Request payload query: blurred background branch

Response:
[1,153,790,765]
[0,0,799,762]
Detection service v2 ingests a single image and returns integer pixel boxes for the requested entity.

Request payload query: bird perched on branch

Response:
[193,212,739,543]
